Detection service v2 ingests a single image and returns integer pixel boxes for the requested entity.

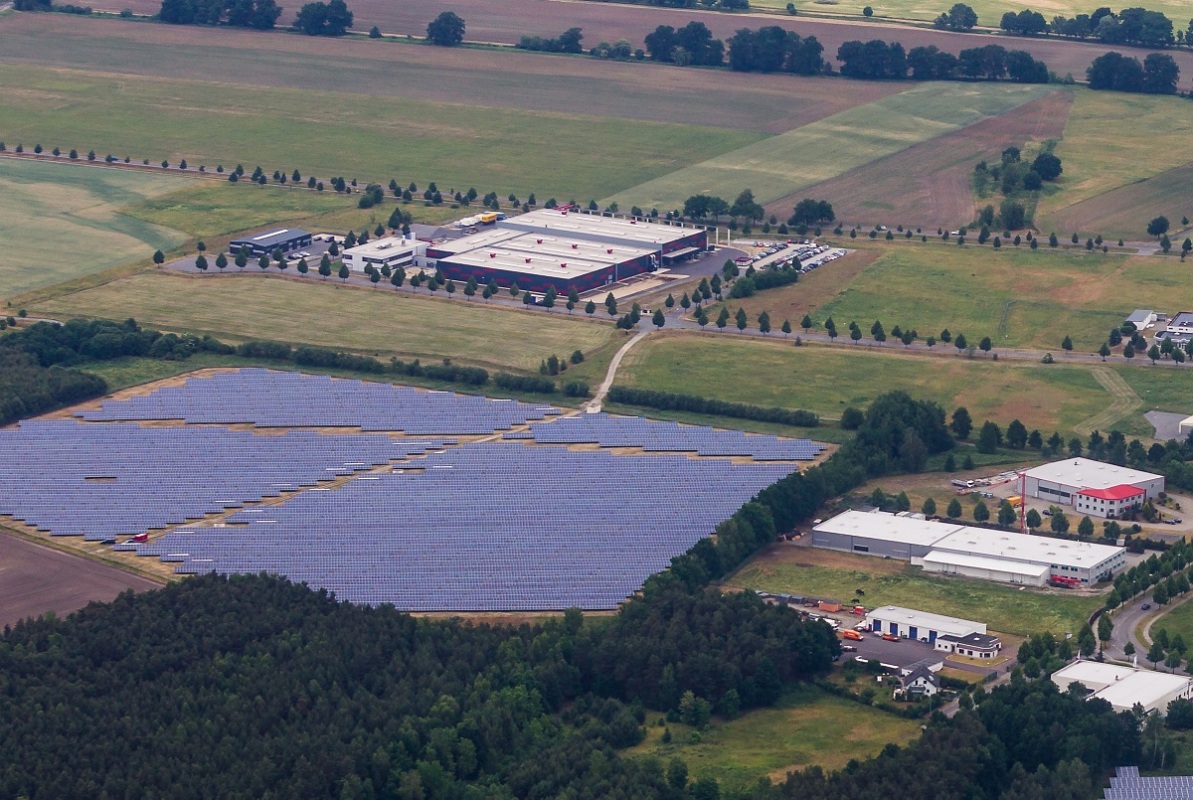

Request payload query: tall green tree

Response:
[426,10,465,45]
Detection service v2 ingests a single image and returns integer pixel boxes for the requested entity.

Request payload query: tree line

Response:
[1002,5,1191,49]
[608,386,819,427]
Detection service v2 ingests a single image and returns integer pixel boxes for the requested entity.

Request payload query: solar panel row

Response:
[132,443,798,610]
[506,413,824,460]
[0,420,444,539]
[1103,765,1193,799]
[78,368,561,434]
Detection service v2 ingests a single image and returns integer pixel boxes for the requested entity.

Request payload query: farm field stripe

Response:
[604,82,1054,211]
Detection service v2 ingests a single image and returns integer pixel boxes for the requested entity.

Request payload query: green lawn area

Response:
[0,158,191,298]
[32,272,619,373]
[0,61,759,205]
[1117,367,1193,421]
[627,685,921,793]
[807,244,1181,352]
[1037,90,1193,236]
[604,82,1053,211]
[1149,598,1193,652]
[616,333,1116,436]
[728,549,1101,636]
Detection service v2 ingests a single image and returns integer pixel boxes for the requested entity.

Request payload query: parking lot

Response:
[732,239,848,274]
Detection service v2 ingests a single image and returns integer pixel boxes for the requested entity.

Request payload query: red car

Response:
[881,634,900,642]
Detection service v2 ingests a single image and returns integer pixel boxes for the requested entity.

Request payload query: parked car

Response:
[841,644,857,652]
[881,633,899,642]
[1142,603,1153,610]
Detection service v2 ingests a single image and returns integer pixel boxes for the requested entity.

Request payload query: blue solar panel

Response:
[504,413,824,460]
[0,420,444,540]
[78,369,560,434]
[133,442,799,611]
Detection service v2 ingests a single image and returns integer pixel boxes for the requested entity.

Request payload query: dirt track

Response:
[0,531,163,629]
[772,91,1074,229]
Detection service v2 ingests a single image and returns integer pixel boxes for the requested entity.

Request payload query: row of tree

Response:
[1002,5,1189,49]
[840,39,1050,82]
[608,386,819,427]
[1088,50,1181,93]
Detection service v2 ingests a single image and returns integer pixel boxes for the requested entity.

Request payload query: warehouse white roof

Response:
[503,208,701,247]
[1022,458,1162,489]
[343,237,423,259]
[1093,672,1191,712]
[1052,660,1137,691]
[932,527,1123,569]
[920,550,1051,579]
[865,605,986,636]
[813,511,962,547]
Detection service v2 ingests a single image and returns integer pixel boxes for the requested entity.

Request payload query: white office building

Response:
[342,237,427,273]
[1020,458,1164,517]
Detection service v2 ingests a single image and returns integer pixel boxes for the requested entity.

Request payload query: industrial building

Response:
[228,228,312,257]
[812,510,1126,585]
[1020,458,1164,518]
[1052,661,1193,715]
[1124,309,1157,329]
[424,209,708,294]
[866,605,986,644]
[341,237,426,274]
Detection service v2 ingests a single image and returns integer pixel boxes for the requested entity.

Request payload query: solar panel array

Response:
[78,368,561,434]
[504,413,824,460]
[0,420,445,540]
[128,443,799,610]
[1104,766,1193,799]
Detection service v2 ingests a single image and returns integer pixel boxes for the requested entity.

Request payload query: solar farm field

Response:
[603,82,1055,212]
[0,158,191,297]
[29,272,618,374]
[1,370,828,612]
[614,333,1129,436]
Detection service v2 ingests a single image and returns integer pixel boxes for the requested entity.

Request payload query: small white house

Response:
[342,237,427,274]
[895,665,940,699]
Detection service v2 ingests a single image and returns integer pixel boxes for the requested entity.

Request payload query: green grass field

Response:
[0,61,759,205]
[616,333,1120,436]
[1036,90,1193,238]
[31,272,619,373]
[604,82,1053,211]
[628,685,921,792]
[806,245,1184,352]
[0,158,191,298]
[729,548,1100,635]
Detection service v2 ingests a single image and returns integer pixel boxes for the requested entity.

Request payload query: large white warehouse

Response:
[1021,458,1163,519]
[812,510,1125,585]
[1052,661,1193,714]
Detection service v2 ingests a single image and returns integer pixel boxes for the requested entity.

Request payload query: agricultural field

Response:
[615,333,1130,436]
[628,685,921,793]
[765,0,1193,26]
[806,244,1186,352]
[728,545,1101,636]
[0,158,191,298]
[605,82,1055,211]
[0,527,163,629]
[110,0,1193,89]
[1036,90,1193,240]
[29,272,619,374]
[0,14,888,135]
[774,91,1073,231]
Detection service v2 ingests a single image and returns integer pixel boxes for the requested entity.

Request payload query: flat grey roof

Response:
[437,233,655,281]
[813,510,962,547]
[1022,457,1162,489]
[501,208,702,247]
[932,527,1123,570]
[1125,309,1154,323]
[230,228,310,248]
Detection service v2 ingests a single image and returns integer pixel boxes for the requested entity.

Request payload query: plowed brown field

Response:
[0,531,162,628]
[75,0,1193,88]
[0,14,901,133]
[768,90,1074,229]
